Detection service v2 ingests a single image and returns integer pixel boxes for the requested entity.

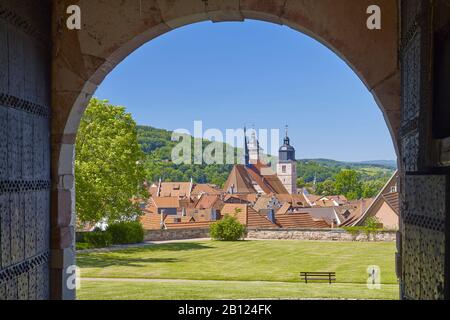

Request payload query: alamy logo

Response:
[65,4,381,31]
[367,265,381,289]
[367,5,382,30]
[66,5,81,30]
[171,121,280,166]
[66,265,81,290]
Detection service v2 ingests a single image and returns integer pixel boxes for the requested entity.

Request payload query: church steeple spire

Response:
[244,126,250,165]
[243,126,260,165]
[284,125,290,146]
[279,125,296,162]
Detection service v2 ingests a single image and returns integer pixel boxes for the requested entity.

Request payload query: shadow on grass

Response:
[77,256,180,268]
[77,242,214,268]
[144,242,214,252]
[114,242,214,254]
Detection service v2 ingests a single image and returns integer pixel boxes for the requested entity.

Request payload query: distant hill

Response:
[137,125,395,186]
[299,158,397,169]
[297,159,395,184]
[356,160,397,168]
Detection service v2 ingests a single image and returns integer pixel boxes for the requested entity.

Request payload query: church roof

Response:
[223,163,288,195]
[224,165,257,194]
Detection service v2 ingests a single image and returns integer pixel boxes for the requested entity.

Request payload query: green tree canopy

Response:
[75,98,147,224]
[362,179,386,198]
[334,170,363,200]
[296,177,306,188]
[315,179,336,196]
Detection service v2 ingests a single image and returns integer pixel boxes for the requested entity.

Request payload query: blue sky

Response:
[95,20,396,162]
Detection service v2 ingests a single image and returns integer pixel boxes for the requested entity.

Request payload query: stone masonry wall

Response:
[144,228,211,241]
[246,229,397,242]
[143,228,396,242]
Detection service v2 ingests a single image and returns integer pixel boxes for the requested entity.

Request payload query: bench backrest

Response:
[300,272,336,276]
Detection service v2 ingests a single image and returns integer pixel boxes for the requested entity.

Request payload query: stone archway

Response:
[50,0,401,299]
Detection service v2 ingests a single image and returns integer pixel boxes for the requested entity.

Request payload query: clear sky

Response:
[95,20,396,162]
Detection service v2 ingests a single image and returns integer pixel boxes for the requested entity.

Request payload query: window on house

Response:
[282,165,286,173]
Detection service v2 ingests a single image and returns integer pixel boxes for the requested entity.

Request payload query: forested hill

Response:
[137,125,396,189]
[137,125,234,186]
[297,159,396,184]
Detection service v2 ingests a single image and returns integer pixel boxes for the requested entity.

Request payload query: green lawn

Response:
[77,240,399,300]
[79,280,399,300]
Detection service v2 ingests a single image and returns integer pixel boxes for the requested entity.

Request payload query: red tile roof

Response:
[195,194,223,210]
[223,165,257,194]
[339,198,375,227]
[382,192,399,214]
[274,194,309,208]
[159,182,192,197]
[275,213,330,229]
[247,207,279,229]
[191,184,222,196]
[152,197,180,208]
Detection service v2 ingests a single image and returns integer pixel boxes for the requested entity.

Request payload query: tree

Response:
[75,98,148,224]
[333,170,363,200]
[315,179,336,196]
[296,177,306,189]
[362,179,386,198]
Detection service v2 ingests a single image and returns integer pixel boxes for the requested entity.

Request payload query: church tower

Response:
[277,126,297,194]
[245,128,260,165]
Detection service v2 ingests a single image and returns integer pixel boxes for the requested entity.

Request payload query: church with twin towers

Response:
[224,126,298,195]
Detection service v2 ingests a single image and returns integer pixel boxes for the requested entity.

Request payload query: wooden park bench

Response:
[300,272,336,284]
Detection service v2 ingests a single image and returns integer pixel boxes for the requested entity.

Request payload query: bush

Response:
[76,242,93,250]
[83,231,112,248]
[210,215,246,241]
[365,217,382,230]
[107,221,145,244]
[343,226,364,236]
